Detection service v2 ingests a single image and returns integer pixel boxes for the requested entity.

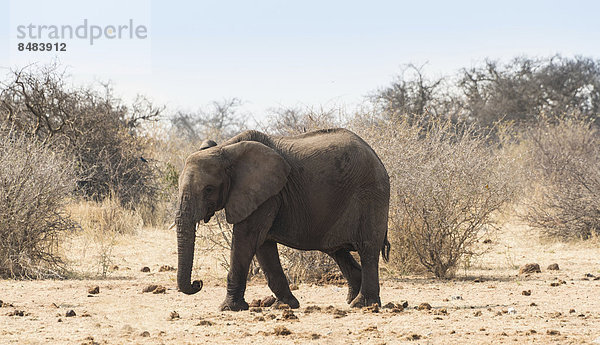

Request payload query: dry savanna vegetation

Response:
[1,56,599,344]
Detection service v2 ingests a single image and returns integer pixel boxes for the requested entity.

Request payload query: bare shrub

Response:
[355,116,519,278]
[524,117,600,239]
[0,64,161,205]
[67,197,142,276]
[0,130,77,279]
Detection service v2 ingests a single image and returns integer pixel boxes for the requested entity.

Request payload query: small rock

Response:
[400,300,409,308]
[546,330,560,336]
[169,311,180,320]
[88,286,100,295]
[507,307,516,315]
[141,267,151,272]
[253,316,265,322]
[152,286,166,294]
[569,308,576,313]
[547,263,560,270]
[249,299,261,307]
[417,303,432,311]
[473,278,484,283]
[311,333,321,340]
[266,313,277,320]
[433,308,448,315]
[261,296,276,307]
[249,307,263,313]
[290,284,299,291]
[158,265,176,272]
[483,239,492,244]
[473,311,482,317]
[526,329,537,335]
[281,309,298,320]
[451,295,463,300]
[519,263,541,275]
[111,265,119,271]
[142,285,161,293]
[550,280,566,287]
[530,302,537,307]
[65,310,76,317]
[140,331,150,337]
[196,320,213,326]
[522,290,531,296]
[550,312,562,318]
[273,326,291,336]
[7,310,25,317]
[407,334,421,341]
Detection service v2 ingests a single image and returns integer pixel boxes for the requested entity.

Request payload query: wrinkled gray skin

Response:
[176,129,390,311]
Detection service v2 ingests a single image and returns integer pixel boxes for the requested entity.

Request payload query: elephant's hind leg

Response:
[329,249,362,304]
[256,241,299,309]
[349,250,381,308]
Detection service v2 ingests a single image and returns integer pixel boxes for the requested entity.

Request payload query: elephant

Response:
[175,128,390,311]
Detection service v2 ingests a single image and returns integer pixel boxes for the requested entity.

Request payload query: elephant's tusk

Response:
[168,222,176,231]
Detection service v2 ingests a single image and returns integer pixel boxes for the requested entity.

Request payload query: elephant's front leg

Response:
[220,226,257,311]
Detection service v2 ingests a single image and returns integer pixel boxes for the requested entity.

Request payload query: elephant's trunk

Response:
[176,193,203,295]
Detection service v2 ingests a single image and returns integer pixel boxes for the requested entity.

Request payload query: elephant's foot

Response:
[346,287,360,304]
[273,294,300,309]
[349,293,380,308]
[219,298,249,311]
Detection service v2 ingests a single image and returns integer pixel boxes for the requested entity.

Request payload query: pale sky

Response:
[1,0,599,120]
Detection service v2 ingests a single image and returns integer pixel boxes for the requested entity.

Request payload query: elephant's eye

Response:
[204,186,215,195]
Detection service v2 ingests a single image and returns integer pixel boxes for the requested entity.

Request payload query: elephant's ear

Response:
[222,141,290,224]
[200,139,217,150]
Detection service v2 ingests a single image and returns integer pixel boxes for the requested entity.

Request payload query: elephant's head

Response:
[175,140,290,295]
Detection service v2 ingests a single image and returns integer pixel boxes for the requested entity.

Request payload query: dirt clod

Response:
[273,326,292,336]
[418,303,432,311]
[281,309,298,320]
[249,299,261,307]
[474,311,482,317]
[519,263,541,275]
[522,290,531,296]
[363,303,379,313]
[169,311,180,320]
[547,263,560,270]
[250,307,263,313]
[546,330,561,336]
[140,331,150,337]
[65,310,76,317]
[158,265,175,272]
[196,320,213,326]
[87,286,99,295]
[152,286,166,294]
[253,316,265,322]
[140,267,150,273]
[407,334,421,341]
[260,296,276,307]
[304,305,321,313]
[310,333,321,340]
[7,309,25,316]
[142,285,159,293]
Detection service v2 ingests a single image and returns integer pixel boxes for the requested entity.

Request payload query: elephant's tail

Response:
[381,232,391,262]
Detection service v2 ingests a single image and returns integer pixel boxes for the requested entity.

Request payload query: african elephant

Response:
[176,129,390,311]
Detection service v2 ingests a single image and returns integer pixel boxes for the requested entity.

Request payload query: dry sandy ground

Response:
[1,222,600,345]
